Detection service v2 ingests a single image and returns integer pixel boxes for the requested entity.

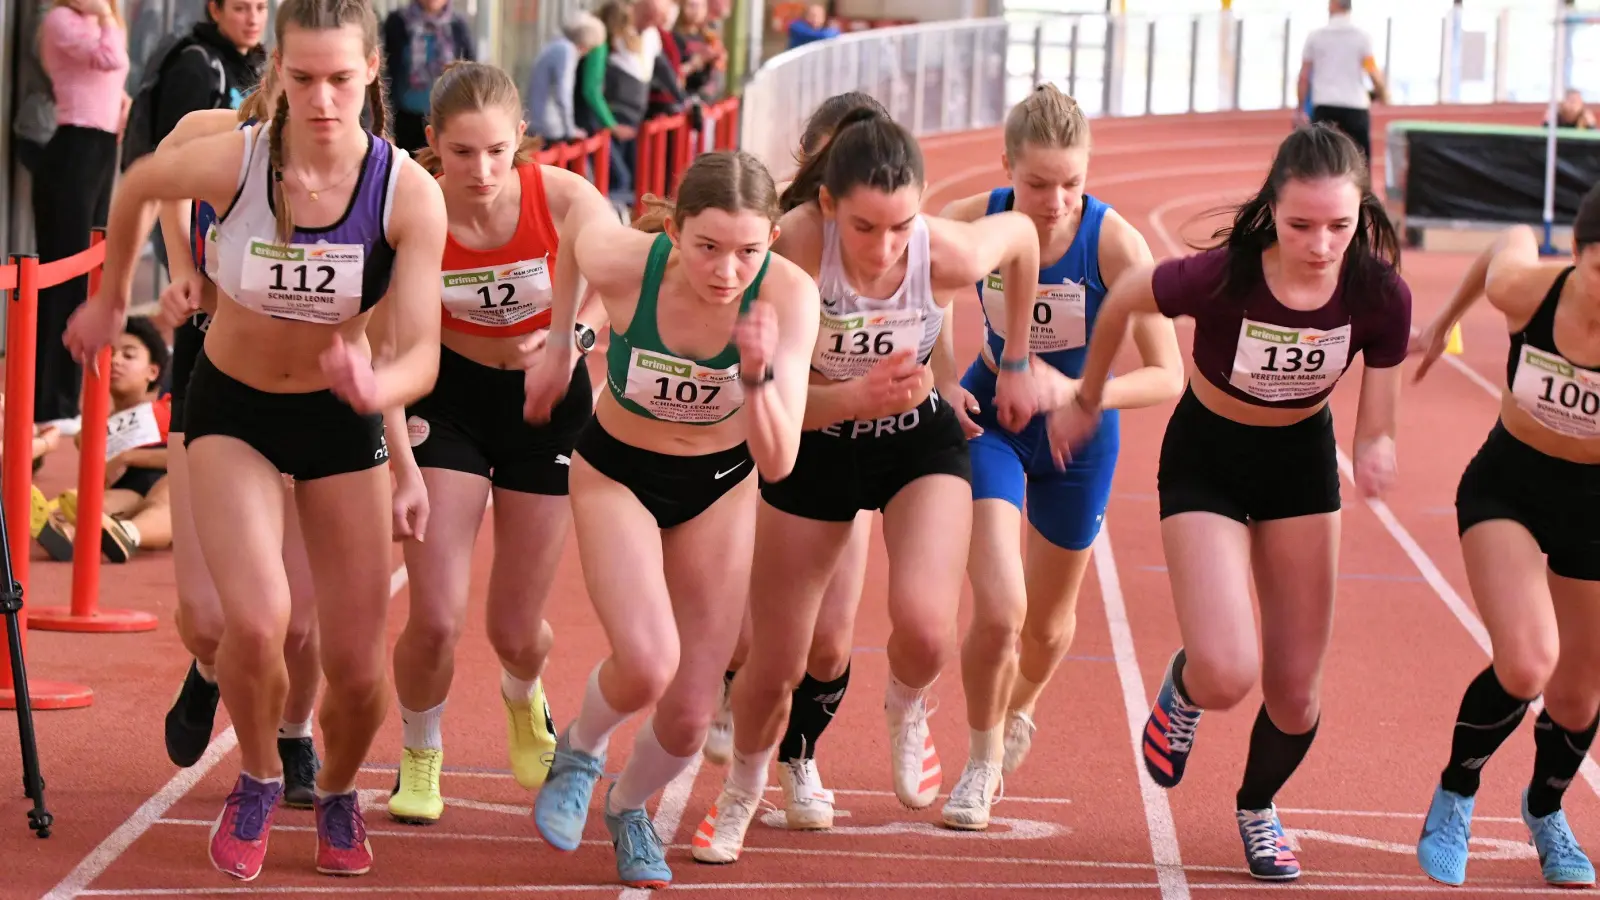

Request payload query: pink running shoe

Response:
[315,789,373,876]
[209,774,283,881]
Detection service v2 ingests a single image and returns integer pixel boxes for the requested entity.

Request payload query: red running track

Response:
[2,102,1587,898]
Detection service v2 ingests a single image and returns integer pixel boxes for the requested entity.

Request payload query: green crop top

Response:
[605,232,772,425]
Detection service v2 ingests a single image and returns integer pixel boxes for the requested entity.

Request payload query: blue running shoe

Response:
[532,729,605,852]
[1237,806,1301,881]
[1142,651,1202,789]
[1417,782,1475,886]
[1522,788,1596,888]
[605,785,672,889]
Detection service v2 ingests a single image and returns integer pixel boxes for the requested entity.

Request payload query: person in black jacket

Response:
[383,0,475,151]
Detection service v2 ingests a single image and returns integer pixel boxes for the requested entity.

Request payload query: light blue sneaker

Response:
[604,785,673,889]
[532,730,605,852]
[1417,782,1475,886]
[1522,788,1596,888]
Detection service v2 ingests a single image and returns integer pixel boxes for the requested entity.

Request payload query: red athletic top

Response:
[439,163,561,338]
[1151,247,1412,409]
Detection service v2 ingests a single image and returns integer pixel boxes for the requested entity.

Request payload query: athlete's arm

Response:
[543,165,619,342]
[771,204,869,430]
[1094,211,1183,411]
[1072,261,1160,414]
[368,159,448,411]
[936,191,991,223]
[742,256,822,481]
[1413,225,1554,380]
[1351,274,1413,497]
[153,110,242,313]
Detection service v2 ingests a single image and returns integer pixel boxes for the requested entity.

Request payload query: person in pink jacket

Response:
[34,0,130,434]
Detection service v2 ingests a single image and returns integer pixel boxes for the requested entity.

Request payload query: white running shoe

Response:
[941,759,1003,830]
[777,757,835,830]
[703,681,734,766]
[1002,709,1037,775]
[886,692,941,809]
[690,782,763,864]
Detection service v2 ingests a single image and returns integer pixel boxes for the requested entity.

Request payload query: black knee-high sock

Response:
[779,664,851,761]
[1236,704,1320,810]
[1439,666,1534,797]
[1527,709,1600,818]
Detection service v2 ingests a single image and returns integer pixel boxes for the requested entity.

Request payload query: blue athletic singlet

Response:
[962,188,1121,551]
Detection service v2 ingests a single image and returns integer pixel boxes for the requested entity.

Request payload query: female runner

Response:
[67,0,447,880]
[381,60,614,825]
[936,84,1182,830]
[690,105,1043,864]
[1411,210,1600,889]
[153,71,324,811]
[1046,122,1411,881]
[703,90,890,833]
[522,150,819,889]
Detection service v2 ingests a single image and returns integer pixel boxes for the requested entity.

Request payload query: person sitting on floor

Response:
[38,316,174,564]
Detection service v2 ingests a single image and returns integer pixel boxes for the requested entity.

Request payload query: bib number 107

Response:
[655,377,721,406]
[269,262,336,294]
[829,330,895,356]
[1261,346,1326,372]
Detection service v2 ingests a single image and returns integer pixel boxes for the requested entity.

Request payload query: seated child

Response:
[38,317,173,564]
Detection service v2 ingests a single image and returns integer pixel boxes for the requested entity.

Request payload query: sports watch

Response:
[574,322,597,355]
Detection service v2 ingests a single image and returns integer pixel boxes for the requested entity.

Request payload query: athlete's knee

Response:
[1019,607,1077,660]
[1543,675,1600,733]
[610,644,680,710]
[966,587,1025,653]
[489,618,553,673]
[320,639,388,703]
[1183,646,1259,710]
[177,597,226,658]
[1492,640,1559,700]
[399,598,469,659]
[649,702,713,758]
[1260,679,1321,734]
[891,616,956,674]
[806,639,852,682]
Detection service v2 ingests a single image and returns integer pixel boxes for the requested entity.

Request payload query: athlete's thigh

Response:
[293,465,396,665]
[660,474,760,707]
[813,511,874,661]
[747,498,857,679]
[568,453,676,669]
[402,468,493,629]
[485,486,572,631]
[881,473,973,637]
[186,435,292,632]
[1160,511,1257,671]
[1249,511,1340,691]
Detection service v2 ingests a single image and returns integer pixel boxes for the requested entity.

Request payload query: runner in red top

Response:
[381,61,615,825]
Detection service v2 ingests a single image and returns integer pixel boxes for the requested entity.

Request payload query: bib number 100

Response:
[655,377,721,406]
[1539,376,1600,415]
[269,262,336,294]
[1261,346,1326,372]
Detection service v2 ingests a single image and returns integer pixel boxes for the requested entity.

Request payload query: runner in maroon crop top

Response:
[1045,123,1412,882]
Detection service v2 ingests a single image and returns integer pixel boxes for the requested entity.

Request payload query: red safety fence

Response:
[1,229,159,711]
[633,97,742,217]
[534,130,613,196]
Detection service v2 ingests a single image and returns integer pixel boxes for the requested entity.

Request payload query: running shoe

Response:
[387,746,444,824]
[314,789,373,876]
[690,781,763,863]
[1236,805,1301,880]
[208,773,282,881]
[1522,787,1596,887]
[606,785,673,888]
[1417,781,1474,886]
[886,691,941,808]
[165,660,220,768]
[278,736,320,809]
[1142,651,1202,789]
[777,757,834,830]
[1002,708,1036,775]
[941,759,1003,831]
[533,729,606,852]
[504,678,558,790]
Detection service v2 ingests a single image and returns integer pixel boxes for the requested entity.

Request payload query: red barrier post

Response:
[590,134,612,197]
[31,231,158,634]
[0,254,93,710]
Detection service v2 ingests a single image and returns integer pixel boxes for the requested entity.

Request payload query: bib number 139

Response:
[1258,344,1327,373]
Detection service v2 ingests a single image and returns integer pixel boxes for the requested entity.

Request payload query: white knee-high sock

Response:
[609,717,697,812]
[568,664,629,757]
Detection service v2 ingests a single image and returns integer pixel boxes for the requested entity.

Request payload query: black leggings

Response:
[31,125,118,423]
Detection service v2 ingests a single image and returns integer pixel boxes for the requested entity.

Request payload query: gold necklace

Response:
[294,160,362,202]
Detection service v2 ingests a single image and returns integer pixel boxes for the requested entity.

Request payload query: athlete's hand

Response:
[523,345,577,425]
[853,351,926,420]
[321,334,381,414]
[994,363,1040,433]
[1407,319,1452,382]
[511,330,550,370]
[63,296,127,374]
[1030,360,1083,411]
[157,273,205,330]
[391,468,430,543]
[1353,434,1397,498]
[735,300,779,384]
[1045,397,1101,471]
[939,378,982,438]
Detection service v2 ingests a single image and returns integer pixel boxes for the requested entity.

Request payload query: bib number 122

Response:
[269,262,335,294]
[1261,345,1325,372]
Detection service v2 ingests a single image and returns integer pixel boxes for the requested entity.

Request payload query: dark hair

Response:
[122,316,170,384]
[779,106,923,213]
[633,150,780,234]
[796,91,886,163]
[269,0,388,243]
[1575,181,1600,251]
[413,61,542,176]
[1202,121,1400,306]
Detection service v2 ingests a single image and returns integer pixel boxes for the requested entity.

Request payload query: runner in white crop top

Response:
[691,106,1045,866]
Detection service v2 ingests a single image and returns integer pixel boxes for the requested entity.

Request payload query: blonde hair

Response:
[632,150,779,235]
[1003,84,1089,161]
[55,0,122,27]
[236,64,280,123]
[412,61,542,176]
[268,0,388,243]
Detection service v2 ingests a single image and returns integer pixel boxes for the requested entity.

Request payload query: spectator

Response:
[12,1,56,176]
[577,0,672,202]
[1295,0,1387,163]
[674,0,727,103]
[151,0,268,142]
[1550,88,1597,130]
[787,4,838,51]
[383,0,475,151]
[34,0,130,435]
[526,10,605,145]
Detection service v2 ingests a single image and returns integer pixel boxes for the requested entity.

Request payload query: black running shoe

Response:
[164,660,220,768]
[279,736,321,809]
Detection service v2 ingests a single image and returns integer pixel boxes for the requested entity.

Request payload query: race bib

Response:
[983,274,1087,353]
[105,402,163,461]
[1510,346,1600,438]
[1229,319,1351,403]
[812,309,923,380]
[440,256,553,329]
[237,238,364,324]
[623,348,743,424]
[203,223,221,280]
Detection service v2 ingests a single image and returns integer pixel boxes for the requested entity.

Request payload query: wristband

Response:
[740,364,775,388]
[997,355,1030,373]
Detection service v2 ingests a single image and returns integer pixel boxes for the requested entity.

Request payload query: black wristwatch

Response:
[573,322,597,355]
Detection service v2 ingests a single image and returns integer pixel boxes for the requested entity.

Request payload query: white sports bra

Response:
[810,215,944,382]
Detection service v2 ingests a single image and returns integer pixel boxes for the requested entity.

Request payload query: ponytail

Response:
[268,92,293,243]
[779,105,901,213]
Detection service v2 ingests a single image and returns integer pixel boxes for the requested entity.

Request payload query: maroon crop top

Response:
[1151,247,1412,408]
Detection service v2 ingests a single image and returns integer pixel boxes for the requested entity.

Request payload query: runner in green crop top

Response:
[605,231,772,425]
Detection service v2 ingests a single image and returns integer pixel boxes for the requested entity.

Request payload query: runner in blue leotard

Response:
[936,84,1184,829]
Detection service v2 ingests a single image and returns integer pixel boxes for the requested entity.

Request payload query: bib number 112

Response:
[269,262,336,294]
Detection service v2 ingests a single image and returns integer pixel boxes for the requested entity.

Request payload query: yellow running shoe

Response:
[387,746,444,824]
[29,485,49,539]
[504,678,558,790]
[55,488,77,524]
